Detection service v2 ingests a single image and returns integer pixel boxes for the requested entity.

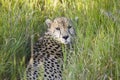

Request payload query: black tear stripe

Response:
[68,29,72,36]
[59,29,61,38]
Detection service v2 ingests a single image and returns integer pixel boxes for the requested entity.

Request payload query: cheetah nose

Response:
[63,35,69,40]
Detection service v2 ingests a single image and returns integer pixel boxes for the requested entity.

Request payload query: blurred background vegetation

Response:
[0,0,120,80]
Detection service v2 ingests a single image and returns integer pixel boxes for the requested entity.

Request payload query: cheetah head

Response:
[45,17,75,44]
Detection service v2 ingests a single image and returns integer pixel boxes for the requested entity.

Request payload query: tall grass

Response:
[0,0,120,80]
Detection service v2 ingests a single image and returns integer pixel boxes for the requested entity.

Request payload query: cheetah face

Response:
[45,17,75,44]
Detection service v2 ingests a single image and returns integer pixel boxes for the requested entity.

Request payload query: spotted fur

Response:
[26,17,75,80]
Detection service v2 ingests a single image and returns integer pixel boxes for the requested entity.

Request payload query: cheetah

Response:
[26,17,75,80]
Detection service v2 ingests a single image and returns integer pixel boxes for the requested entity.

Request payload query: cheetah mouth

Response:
[54,37,71,44]
[64,42,69,44]
[62,40,71,44]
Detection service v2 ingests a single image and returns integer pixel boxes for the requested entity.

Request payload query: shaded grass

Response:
[0,0,120,80]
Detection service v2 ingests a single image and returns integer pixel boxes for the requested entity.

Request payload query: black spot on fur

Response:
[48,76,51,78]
[55,62,58,64]
[48,61,50,63]
[57,64,60,67]
[51,51,54,53]
[44,74,47,77]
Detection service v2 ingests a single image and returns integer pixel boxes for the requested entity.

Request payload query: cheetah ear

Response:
[45,19,52,28]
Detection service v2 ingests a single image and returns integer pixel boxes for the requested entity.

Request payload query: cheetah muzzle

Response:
[26,17,75,80]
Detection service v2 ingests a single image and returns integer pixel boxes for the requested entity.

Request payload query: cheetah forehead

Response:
[52,17,72,28]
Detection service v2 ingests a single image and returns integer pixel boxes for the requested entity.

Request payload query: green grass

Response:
[0,0,120,80]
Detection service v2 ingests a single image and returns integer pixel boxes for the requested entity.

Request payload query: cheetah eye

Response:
[56,27,60,30]
[68,25,72,29]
